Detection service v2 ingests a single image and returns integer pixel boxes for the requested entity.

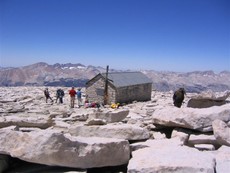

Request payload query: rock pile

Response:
[0,87,230,173]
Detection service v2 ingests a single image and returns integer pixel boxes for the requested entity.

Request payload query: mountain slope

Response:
[141,70,230,92]
[0,62,104,87]
[0,62,230,92]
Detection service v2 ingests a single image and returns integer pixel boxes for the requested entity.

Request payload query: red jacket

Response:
[69,89,76,97]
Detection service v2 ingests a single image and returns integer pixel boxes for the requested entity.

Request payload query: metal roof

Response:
[101,72,152,87]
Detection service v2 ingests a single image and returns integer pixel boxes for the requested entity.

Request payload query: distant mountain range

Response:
[0,62,230,93]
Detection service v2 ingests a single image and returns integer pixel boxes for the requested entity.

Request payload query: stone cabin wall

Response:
[86,78,116,104]
[116,83,152,103]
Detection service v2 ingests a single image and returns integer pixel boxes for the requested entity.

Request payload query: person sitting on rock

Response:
[173,88,186,108]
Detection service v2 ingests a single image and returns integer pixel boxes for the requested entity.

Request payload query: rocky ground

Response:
[0,87,230,173]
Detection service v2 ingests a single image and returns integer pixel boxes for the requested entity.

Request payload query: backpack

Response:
[57,89,64,97]
[60,90,65,96]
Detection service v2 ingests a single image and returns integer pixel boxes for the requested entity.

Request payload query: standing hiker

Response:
[69,87,76,108]
[44,88,53,103]
[56,88,65,104]
[76,88,82,108]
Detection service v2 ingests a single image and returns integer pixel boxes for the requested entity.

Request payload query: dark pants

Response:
[59,97,63,103]
[45,96,53,103]
[56,97,63,103]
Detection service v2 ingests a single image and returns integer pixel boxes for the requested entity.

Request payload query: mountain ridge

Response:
[0,62,230,93]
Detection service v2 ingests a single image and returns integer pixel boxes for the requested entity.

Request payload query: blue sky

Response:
[0,0,229,72]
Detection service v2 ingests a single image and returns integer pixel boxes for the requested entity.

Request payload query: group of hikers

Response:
[44,87,82,108]
[44,86,187,109]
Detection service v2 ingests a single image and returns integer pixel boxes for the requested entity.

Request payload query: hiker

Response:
[173,88,186,108]
[56,88,65,104]
[69,87,76,108]
[76,88,82,107]
[44,88,53,103]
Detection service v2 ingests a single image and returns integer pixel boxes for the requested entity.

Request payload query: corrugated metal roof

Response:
[101,72,152,87]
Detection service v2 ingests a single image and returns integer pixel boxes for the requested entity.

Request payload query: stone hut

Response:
[86,72,152,104]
